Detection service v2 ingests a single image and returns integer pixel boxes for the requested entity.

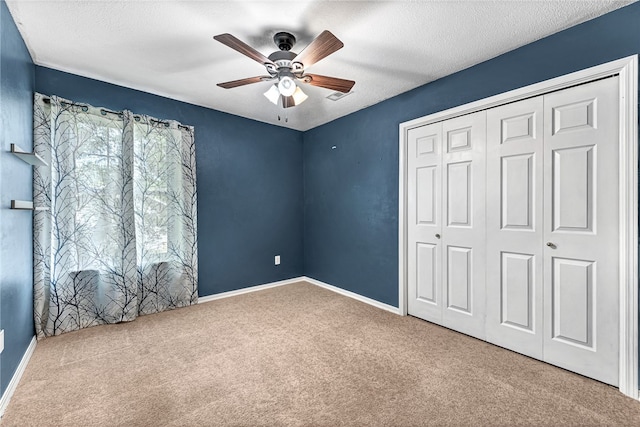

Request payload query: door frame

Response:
[398,55,638,399]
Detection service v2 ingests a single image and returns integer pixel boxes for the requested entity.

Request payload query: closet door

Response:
[441,111,486,340]
[542,76,620,386]
[407,122,443,323]
[486,97,544,359]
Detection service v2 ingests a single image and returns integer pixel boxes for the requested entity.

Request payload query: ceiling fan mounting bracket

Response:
[273,32,296,51]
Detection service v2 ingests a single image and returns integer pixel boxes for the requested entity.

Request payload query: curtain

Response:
[33,93,198,338]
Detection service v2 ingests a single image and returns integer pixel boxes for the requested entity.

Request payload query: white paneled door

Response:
[542,77,619,386]
[486,96,544,359]
[441,112,486,340]
[407,75,621,386]
[407,122,443,324]
[407,112,486,340]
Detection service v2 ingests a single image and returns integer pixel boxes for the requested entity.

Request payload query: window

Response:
[33,93,198,337]
[71,114,183,267]
[133,122,182,262]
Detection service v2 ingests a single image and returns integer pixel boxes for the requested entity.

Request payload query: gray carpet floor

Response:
[2,281,640,426]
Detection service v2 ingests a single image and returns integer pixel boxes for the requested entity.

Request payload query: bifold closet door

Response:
[407,111,487,339]
[407,122,443,324]
[542,76,620,386]
[486,97,544,359]
[407,75,620,386]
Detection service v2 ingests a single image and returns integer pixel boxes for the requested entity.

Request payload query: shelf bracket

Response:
[10,143,48,167]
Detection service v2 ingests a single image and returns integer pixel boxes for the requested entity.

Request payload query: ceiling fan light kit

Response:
[292,87,308,104]
[277,75,297,97]
[214,30,355,110]
[263,84,281,104]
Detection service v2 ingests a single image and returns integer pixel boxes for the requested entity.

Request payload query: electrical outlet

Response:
[274,255,281,265]
[0,330,4,354]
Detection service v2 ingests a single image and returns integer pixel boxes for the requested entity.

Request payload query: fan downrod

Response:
[273,32,296,51]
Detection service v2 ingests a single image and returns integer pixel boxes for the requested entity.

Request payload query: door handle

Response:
[546,242,556,249]
[435,233,441,239]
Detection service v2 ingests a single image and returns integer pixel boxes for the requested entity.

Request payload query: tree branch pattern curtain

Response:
[33,93,198,338]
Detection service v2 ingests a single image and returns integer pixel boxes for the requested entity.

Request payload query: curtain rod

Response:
[41,97,191,131]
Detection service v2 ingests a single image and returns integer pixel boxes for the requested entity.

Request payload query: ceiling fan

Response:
[214,30,355,108]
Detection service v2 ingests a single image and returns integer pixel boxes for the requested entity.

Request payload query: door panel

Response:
[447,245,472,313]
[441,111,486,340]
[447,162,472,227]
[407,123,443,323]
[447,127,472,152]
[552,146,595,232]
[416,243,437,304]
[543,76,619,386]
[551,257,595,348]
[501,154,534,230]
[552,99,596,134]
[500,252,534,332]
[502,112,536,143]
[486,96,544,359]
[417,166,437,224]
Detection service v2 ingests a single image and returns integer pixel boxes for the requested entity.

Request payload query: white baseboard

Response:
[303,276,400,315]
[0,336,37,418]
[198,275,400,316]
[198,276,306,304]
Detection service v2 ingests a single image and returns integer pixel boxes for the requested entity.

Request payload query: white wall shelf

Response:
[10,200,48,211]
[9,143,48,211]
[10,143,47,167]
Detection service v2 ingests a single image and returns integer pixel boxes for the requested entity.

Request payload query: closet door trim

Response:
[398,55,638,399]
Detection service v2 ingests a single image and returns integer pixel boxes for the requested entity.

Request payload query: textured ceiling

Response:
[6,0,635,131]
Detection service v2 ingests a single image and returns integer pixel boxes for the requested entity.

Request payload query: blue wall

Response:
[303,1,640,307]
[0,0,36,396]
[35,68,305,297]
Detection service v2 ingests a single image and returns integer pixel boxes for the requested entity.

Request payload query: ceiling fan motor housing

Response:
[268,50,296,63]
[273,32,296,51]
[268,50,298,72]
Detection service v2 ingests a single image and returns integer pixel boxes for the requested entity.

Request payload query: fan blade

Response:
[217,76,272,89]
[214,33,275,66]
[304,74,355,93]
[292,30,344,68]
[282,96,295,108]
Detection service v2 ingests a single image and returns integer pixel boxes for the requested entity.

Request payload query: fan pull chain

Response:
[277,113,288,123]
